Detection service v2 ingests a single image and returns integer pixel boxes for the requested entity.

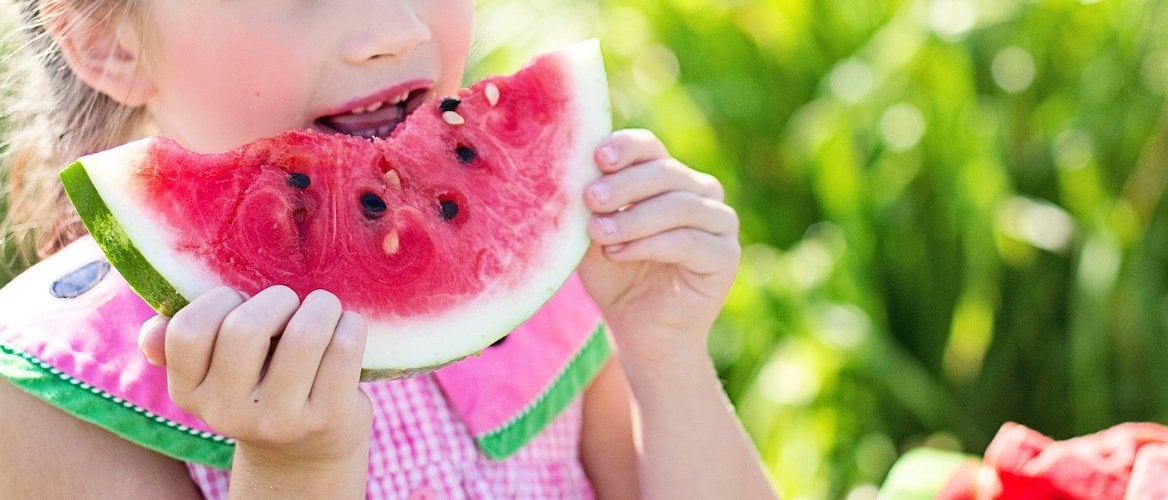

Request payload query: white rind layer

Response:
[79,40,611,372]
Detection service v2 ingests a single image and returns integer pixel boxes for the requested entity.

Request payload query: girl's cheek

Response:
[430,1,475,90]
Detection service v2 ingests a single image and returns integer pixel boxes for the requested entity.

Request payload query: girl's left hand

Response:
[578,129,740,369]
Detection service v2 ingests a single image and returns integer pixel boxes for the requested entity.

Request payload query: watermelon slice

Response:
[60,40,611,379]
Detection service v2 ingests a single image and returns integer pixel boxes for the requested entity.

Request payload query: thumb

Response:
[138,315,170,366]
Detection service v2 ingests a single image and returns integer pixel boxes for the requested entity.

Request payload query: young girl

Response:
[0,0,776,498]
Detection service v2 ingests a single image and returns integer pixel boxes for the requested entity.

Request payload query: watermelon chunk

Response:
[881,422,1168,500]
[984,421,1055,473]
[60,40,611,379]
[1126,443,1168,499]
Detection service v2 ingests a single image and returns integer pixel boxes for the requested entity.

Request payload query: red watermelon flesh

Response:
[985,421,1055,473]
[1126,443,1168,499]
[60,40,611,379]
[976,422,1168,500]
[936,461,997,500]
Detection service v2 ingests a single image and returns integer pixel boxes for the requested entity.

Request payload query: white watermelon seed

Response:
[485,83,500,107]
[443,111,465,125]
[384,169,402,190]
[383,230,400,255]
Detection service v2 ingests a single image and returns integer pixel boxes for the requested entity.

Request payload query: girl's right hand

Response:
[138,286,372,470]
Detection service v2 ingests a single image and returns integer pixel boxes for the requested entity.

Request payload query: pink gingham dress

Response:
[189,376,592,499]
[0,237,610,499]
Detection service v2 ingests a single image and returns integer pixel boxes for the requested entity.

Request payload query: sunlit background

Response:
[4,0,1168,497]
[473,0,1168,497]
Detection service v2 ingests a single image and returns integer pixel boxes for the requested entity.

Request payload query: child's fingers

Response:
[138,315,170,366]
[260,289,343,406]
[165,287,246,399]
[588,191,739,248]
[594,129,670,173]
[309,311,368,409]
[602,228,741,276]
[204,285,300,400]
[585,158,724,213]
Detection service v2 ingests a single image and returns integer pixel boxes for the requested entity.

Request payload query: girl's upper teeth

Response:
[391,90,412,104]
[350,90,412,115]
[352,101,385,115]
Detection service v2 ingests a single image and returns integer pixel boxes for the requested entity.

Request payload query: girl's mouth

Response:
[314,88,430,139]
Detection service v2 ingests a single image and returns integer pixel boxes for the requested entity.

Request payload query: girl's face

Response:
[137,0,474,153]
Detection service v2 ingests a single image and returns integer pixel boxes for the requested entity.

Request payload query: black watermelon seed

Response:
[440,199,459,221]
[361,193,388,218]
[439,97,461,112]
[288,172,311,189]
[455,145,477,164]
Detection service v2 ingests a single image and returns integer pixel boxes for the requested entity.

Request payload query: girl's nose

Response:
[340,2,432,64]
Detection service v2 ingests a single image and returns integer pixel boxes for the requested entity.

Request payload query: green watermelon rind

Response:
[878,447,977,500]
[60,160,189,317]
[0,342,234,469]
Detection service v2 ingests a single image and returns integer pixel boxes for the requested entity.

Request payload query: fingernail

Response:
[588,182,612,204]
[595,217,618,235]
[606,243,626,254]
[137,316,157,348]
[599,145,619,165]
[137,316,163,366]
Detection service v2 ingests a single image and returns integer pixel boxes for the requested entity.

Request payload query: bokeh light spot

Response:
[880,103,927,151]
[992,46,1037,93]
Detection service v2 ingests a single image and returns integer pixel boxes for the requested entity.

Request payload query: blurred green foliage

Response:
[474,0,1168,497]
[3,0,1168,497]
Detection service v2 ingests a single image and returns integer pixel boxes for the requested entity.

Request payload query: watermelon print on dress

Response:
[59,40,611,379]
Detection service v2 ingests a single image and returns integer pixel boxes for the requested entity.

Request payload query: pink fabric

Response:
[433,274,601,436]
[0,236,216,434]
[187,375,595,499]
[2,236,604,497]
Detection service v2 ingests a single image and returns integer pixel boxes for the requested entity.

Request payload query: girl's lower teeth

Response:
[354,124,396,138]
[328,102,411,138]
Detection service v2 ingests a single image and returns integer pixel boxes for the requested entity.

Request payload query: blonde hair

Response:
[1,0,148,275]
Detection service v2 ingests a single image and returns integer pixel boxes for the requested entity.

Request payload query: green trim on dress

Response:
[0,342,235,469]
[476,324,611,459]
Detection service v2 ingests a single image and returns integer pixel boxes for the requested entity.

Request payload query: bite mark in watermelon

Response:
[60,40,611,380]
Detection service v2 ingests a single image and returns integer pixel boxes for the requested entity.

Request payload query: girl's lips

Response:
[315,82,432,139]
